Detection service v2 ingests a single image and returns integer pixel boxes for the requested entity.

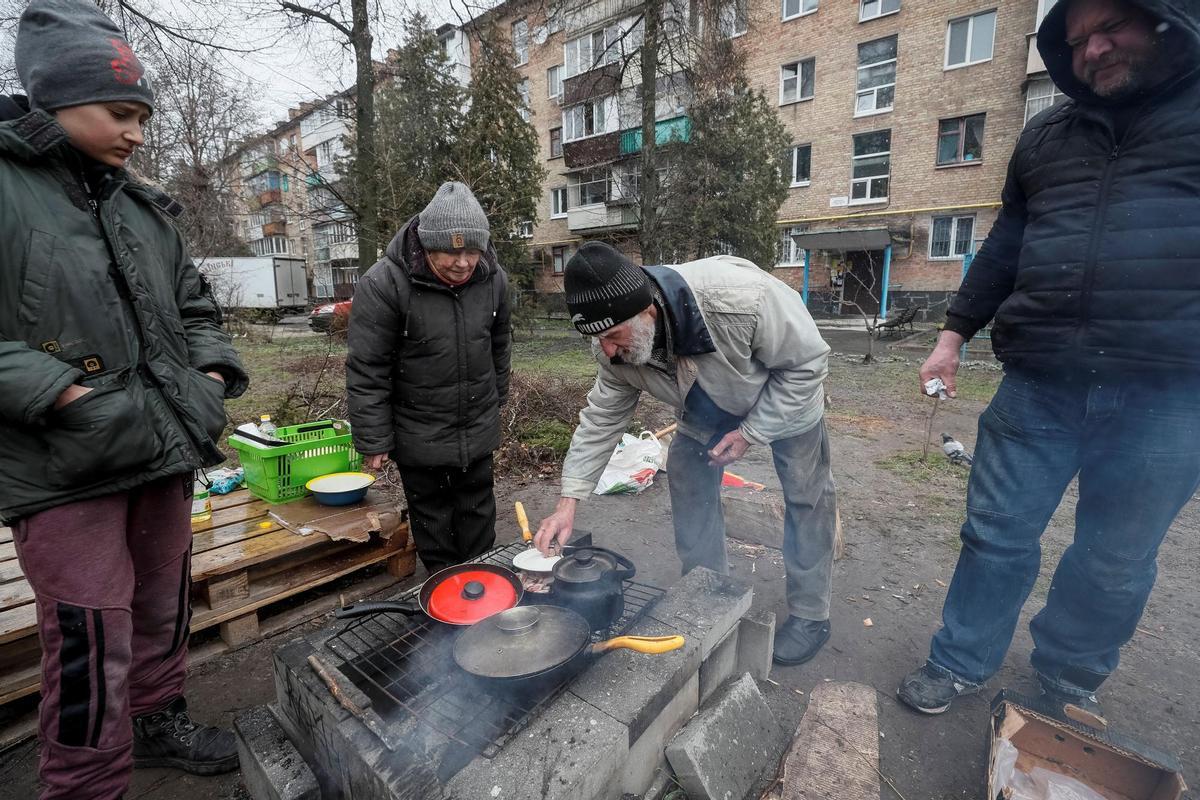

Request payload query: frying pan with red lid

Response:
[334,562,523,625]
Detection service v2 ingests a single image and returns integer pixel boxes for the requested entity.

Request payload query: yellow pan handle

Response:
[594,635,686,655]
[515,501,532,542]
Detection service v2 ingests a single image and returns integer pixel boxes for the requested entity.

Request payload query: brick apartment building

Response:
[468,0,1064,320]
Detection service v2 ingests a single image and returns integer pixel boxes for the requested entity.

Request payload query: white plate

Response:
[512,548,562,573]
[306,472,376,493]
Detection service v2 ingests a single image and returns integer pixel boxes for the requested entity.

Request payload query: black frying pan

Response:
[335,562,523,625]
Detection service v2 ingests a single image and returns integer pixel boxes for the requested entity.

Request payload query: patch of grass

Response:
[517,419,574,458]
[511,322,597,380]
[954,370,1002,403]
[876,449,971,489]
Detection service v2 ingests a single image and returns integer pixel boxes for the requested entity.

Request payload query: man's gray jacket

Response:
[560,255,829,500]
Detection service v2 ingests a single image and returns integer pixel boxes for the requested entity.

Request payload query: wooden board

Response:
[0,488,415,705]
[779,682,880,800]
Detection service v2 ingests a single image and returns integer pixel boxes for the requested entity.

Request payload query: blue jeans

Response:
[929,368,1200,697]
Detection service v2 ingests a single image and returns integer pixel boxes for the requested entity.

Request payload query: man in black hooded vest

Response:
[898,0,1200,723]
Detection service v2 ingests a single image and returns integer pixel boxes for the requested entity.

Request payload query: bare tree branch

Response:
[280,0,353,38]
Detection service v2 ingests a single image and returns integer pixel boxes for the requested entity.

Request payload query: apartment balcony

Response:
[262,220,288,237]
[563,131,621,169]
[241,155,279,179]
[618,116,691,156]
[567,202,637,233]
[563,63,622,106]
[256,189,282,207]
[561,0,642,36]
[1026,32,1047,75]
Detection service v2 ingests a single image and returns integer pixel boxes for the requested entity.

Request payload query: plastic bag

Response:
[594,432,665,495]
[205,467,245,495]
[993,739,1108,800]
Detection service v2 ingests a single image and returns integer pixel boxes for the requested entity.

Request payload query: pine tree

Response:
[671,36,790,269]
[365,13,465,245]
[454,27,546,289]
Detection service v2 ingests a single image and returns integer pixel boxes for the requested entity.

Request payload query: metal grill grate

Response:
[323,541,664,759]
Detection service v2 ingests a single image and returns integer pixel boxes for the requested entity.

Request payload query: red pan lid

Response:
[426,567,520,624]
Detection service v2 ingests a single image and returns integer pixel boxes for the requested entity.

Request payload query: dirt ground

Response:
[2,328,1197,799]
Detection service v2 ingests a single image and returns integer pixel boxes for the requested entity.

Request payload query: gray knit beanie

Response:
[15,0,155,113]
[417,182,490,251]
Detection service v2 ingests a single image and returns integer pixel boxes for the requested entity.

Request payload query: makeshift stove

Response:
[242,541,773,800]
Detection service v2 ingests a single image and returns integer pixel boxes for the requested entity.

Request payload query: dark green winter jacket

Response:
[0,99,248,523]
[346,214,511,469]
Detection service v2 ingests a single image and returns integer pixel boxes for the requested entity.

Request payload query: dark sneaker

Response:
[1041,685,1107,730]
[772,616,831,666]
[897,663,979,714]
[133,697,239,776]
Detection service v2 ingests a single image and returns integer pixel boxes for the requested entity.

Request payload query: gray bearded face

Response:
[591,313,657,365]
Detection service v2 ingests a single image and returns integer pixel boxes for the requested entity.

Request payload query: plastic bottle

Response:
[191,473,212,525]
[259,414,277,438]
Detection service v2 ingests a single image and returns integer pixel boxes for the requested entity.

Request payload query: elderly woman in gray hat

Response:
[347,181,512,572]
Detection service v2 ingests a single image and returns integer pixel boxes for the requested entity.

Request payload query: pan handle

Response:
[594,635,685,655]
[334,599,422,620]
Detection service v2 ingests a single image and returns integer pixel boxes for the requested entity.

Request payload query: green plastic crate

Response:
[229,419,362,503]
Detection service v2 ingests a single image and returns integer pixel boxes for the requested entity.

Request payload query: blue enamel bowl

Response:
[306,472,376,506]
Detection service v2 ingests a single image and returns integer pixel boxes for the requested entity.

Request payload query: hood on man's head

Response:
[15,0,154,113]
[1037,0,1200,106]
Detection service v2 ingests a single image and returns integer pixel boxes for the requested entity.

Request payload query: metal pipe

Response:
[880,245,893,320]
[802,249,810,306]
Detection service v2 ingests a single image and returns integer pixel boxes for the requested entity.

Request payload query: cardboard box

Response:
[988,691,1187,800]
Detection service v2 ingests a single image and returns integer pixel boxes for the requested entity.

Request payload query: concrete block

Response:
[647,567,753,661]
[234,705,320,800]
[736,611,776,681]
[620,671,699,796]
[666,673,781,800]
[568,616,701,745]
[699,627,740,706]
[446,693,629,800]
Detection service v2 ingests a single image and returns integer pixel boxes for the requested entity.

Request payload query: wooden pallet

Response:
[0,489,415,706]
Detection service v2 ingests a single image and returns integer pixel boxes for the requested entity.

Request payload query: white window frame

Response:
[929,215,976,260]
[518,79,531,122]
[789,144,812,187]
[855,36,896,117]
[571,169,610,208]
[778,226,806,266]
[782,0,817,22]
[562,96,612,142]
[1036,0,1058,29]
[945,10,996,70]
[551,187,569,218]
[562,24,620,79]
[512,18,529,66]
[547,64,563,99]
[552,246,568,274]
[850,130,890,205]
[1025,77,1065,123]
[780,59,815,105]
[859,0,899,22]
[517,221,534,239]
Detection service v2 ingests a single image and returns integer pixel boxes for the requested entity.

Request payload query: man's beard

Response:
[1086,51,1160,98]
[590,314,657,365]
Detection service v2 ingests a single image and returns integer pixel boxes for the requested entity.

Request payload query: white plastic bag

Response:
[594,432,665,495]
[993,739,1108,800]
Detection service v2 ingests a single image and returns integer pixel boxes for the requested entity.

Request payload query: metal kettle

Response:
[550,547,636,631]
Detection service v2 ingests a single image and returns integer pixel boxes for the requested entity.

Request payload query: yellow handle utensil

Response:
[515,501,532,544]
[594,635,686,655]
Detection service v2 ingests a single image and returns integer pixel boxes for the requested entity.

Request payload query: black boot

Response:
[772,616,831,666]
[132,697,239,775]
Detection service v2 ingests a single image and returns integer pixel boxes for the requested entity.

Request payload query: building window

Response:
[517,221,534,239]
[563,25,619,78]
[782,0,817,20]
[856,35,896,116]
[512,19,529,66]
[572,168,610,207]
[548,65,563,99]
[929,215,975,259]
[1036,0,1058,29]
[518,79,531,122]
[252,236,289,256]
[551,187,569,218]
[851,129,890,203]
[720,0,748,36]
[552,246,568,274]
[780,59,815,105]
[789,144,812,186]
[563,97,608,142]
[549,127,563,157]
[859,0,899,21]
[946,10,996,69]
[777,226,805,266]
[937,114,985,165]
[1025,77,1065,123]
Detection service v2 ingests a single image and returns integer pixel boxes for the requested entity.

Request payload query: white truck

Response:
[197,256,309,320]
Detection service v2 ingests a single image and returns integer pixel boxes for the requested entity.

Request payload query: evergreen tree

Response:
[454,27,546,289]
[361,13,464,245]
[671,36,790,269]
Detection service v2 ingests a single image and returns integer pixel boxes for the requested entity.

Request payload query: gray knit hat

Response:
[16,0,155,113]
[417,182,490,251]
